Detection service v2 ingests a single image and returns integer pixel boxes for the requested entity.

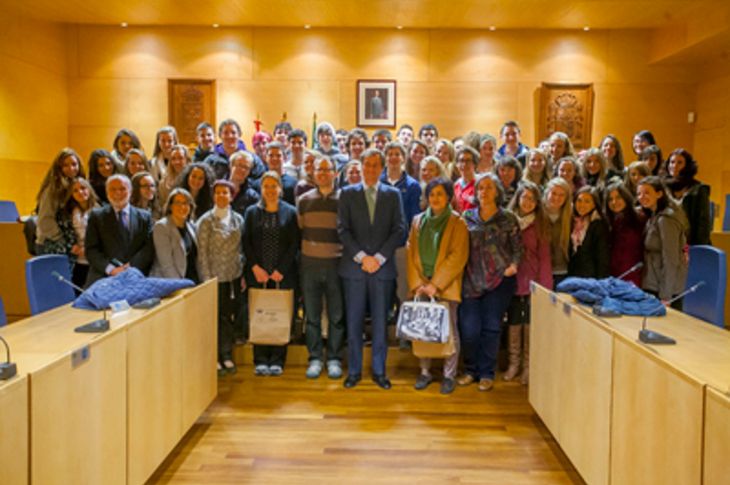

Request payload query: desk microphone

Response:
[639,281,705,345]
[617,262,643,281]
[0,335,17,380]
[51,271,110,333]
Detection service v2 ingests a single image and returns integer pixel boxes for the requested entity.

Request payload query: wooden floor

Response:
[150,348,584,485]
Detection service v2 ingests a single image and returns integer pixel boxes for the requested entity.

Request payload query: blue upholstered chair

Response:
[25,255,75,315]
[0,296,6,326]
[0,200,20,222]
[723,194,730,231]
[684,245,727,328]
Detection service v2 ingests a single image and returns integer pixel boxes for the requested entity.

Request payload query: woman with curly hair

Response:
[35,148,86,254]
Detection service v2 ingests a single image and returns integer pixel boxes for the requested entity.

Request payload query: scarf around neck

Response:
[418,207,450,278]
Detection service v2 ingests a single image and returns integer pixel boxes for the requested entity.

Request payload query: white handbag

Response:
[396,296,451,343]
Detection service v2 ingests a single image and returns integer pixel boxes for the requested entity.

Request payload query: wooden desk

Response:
[0,375,28,485]
[704,387,730,485]
[0,221,31,320]
[530,288,612,485]
[0,279,217,485]
[530,284,730,485]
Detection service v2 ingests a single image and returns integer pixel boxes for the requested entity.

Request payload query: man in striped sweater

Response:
[296,155,345,379]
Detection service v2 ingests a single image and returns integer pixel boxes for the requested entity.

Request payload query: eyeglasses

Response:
[172,201,191,206]
[140,184,155,189]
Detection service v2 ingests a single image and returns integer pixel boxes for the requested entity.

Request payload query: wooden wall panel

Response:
[254,28,430,81]
[72,26,253,79]
[0,19,67,215]
[693,73,730,228]
[429,30,608,83]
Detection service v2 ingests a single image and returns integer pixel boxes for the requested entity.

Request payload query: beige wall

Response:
[0,15,68,215]
[66,25,697,165]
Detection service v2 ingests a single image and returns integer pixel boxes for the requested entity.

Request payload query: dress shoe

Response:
[372,375,392,390]
[343,374,361,388]
[414,374,433,390]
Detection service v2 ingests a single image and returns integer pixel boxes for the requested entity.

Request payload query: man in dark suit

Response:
[338,148,406,389]
[85,174,154,286]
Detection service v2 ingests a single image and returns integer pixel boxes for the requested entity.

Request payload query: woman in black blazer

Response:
[242,171,300,376]
[568,186,610,278]
[665,148,712,246]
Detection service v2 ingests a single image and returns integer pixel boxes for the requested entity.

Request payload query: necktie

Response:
[366,186,376,223]
[118,210,130,241]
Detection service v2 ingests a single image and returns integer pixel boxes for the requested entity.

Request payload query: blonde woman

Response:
[543,177,573,288]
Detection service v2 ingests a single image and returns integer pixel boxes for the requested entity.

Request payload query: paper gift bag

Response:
[248,284,293,345]
[412,328,456,358]
[396,297,450,343]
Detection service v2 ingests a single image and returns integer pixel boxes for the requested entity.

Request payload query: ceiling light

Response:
[212,23,220,28]
[583,26,590,31]
[120,22,128,28]
[304,24,311,29]
[397,25,403,30]
[489,26,496,31]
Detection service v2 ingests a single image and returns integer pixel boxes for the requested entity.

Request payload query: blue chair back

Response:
[684,245,727,328]
[0,200,20,222]
[0,296,6,326]
[25,255,76,315]
[723,194,730,231]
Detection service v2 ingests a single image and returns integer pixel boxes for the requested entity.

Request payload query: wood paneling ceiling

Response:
[2,0,723,29]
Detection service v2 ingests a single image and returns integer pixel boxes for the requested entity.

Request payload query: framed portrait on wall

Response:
[357,79,396,128]
[538,83,594,150]
[168,79,216,147]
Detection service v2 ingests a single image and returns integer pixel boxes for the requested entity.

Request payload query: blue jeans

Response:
[301,262,345,363]
[459,276,516,380]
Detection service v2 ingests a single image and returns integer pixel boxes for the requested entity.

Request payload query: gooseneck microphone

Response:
[0,335,17,380]
[51,271,110,333]
[639,281,705,345]
[617,262,644,281]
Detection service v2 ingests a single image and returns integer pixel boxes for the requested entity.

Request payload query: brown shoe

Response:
[478,378,494,392]
[457,374,475,386]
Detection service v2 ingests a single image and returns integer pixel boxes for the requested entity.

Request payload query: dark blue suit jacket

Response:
[337,183,406,280]
[84,204,154,286]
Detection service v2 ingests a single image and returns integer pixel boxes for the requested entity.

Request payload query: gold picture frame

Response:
[538,83,594,150]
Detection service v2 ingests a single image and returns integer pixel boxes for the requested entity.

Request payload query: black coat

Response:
[242,202,300,290]
[568,217,610,279]
[680,182,711,246]
[84,204,154,286]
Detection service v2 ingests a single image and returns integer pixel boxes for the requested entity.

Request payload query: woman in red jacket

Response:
[505,181,553,384]
[604,182,645,287]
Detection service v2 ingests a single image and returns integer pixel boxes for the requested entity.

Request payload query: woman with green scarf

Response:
[406,178,469,394]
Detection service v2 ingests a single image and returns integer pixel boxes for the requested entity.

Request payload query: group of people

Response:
[32,117,711,394]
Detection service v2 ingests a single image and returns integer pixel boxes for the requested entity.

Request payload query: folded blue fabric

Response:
[556,277,666,317]
[73,268,195,310]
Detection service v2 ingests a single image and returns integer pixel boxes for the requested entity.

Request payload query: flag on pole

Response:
[311,112,318,149]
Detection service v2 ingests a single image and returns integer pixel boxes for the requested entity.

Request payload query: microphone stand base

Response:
[639,329,676,345]
[75,319,110,333]
[0,362,18,380]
